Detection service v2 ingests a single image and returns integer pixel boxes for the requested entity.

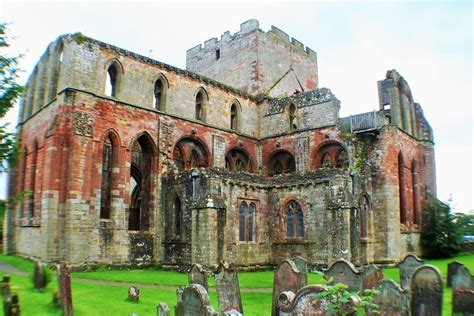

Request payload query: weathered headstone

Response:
[410,265,443,316]
[157,302,170,316]
[188,263,208,291]
[452,288,474,316]
[453,265,473,290]
[374,279,410,316]
[291,256,307,274]
[175,284,218,316]
[33,260,47,290]
[0,275,11,296]
[3,293,20,316]
[214,261,243,315]
[399,254,424,289]
[272,259,307,316]
[324,259,361,292]
[57,263,73,316]
[128,286,140,301]
[447,261,463,287]
[361,264,384,290]
[278,285,360,315]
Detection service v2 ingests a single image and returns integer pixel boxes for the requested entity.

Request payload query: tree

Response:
[421,197,462,258]
[454,211,474,236]
[0,23,24,172]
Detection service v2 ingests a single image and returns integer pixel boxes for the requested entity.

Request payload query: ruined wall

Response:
[186,20,318,97]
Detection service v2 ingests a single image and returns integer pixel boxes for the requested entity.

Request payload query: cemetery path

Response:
[0,261,28,276]
[0,261,271,292]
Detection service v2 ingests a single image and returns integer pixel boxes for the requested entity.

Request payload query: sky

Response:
[0,0,472,212]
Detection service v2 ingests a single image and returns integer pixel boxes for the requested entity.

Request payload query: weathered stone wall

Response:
[186,20,318,97]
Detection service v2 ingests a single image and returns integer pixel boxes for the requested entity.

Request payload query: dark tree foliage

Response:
[421,197,462,258]
[0,23,24,172]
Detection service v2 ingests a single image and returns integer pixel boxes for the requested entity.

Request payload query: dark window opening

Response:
[239,201,255,242]
[173,138,209,171]
[286,200,304,238]
[360,196,369,238]
[196,92,203,121]
[154,79,163,110]
[100,136,113,219]
[398,152,407,226]
[230,103,238,130]
[225,148,252,173]
[27,142,38,218]
[268,151,296,176]
[174,197,182,238]
[215,49,220,60]
[289,103,297,131]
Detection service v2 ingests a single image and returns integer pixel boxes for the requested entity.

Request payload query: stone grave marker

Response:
[272,259,307,316]
[57,263,73,316]
[157,302,170,316]
[3,293,20,316]
[410,265,443,316]
[278,285,360,315]
[214,261,243,314]
[361,264,384,290]
[374,279,410,316]
[175,283,218,316]
[52,290,60,307]
[33,260,47,290]
[188,263,208,291]
[1,275,11,296]
[291,256,307,273]
[399,254,424,289]
[128,286,140,301]
[453,265,473,290]
[447,261,463,287]
[324,259,361,292]
[452,288,474,316]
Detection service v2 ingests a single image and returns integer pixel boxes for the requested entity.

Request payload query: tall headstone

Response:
[33,260,47,290]
[57,263,73,316]
[214,261,243,315]
[361,264,384,290]
[278,285,360,316]
[399,254,424,289]
[0,275,11,296]
[324,259,361,292]
[290,256,307,274]
[157,302,170,316]
[3,293,20,316]
[447,261,463,288]
[452,288,474,316]
[188,264,208,291]
[175,284,218,316]
[272,259,307,316]
[410,265,443,316]
[452,265,473,290]
[374,279,410,316]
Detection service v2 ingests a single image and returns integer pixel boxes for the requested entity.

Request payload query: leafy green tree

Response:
[421,197,462,258]
[0,23,24,172]
[454,211,474,236]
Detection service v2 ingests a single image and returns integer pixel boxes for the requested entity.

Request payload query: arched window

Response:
[174,197,182,238]
[360,195,370,238]
[398,152,407,226]
[289,103,297,131]
[286,200,304,238]
[239,201,255,242]
[196,92,203,121]
[27,141,39,218]
[173,137,209,171]
[314,142,347,169]
[154,79,163,110]
[336,150,349,169]
[412,160,420,226]
[230,103,238,130]
[100,135,113,219]
[225,148,252,173]
[106,63,119,97]
[268,151,296,176]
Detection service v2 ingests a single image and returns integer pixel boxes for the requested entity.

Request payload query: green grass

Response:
[0,253,472,315]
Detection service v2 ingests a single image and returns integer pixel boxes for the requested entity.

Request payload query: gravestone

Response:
[128,286,140,301]
[0,275,11,296]
[52,290,60,307]
[272,259,307,316]
[33,260,47,290]
[452,288,474,316]
[214,261,243,314]
[223,310,243,315]
[361,264,384,290]
[452,265,473,290]
[175,284,218,316]
[410,265,443,316]
[291,256,307,273]
[447,261,463,287]
[57,263,73,316]
[324,259,361,292]
[374,279,410,316]
[399,254,424,289]
[3,293,20,316]
[188,264,208,291]
[157,302,170,316]
[278,285,360,315]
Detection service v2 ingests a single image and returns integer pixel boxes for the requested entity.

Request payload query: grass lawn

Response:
[0,253,472,315]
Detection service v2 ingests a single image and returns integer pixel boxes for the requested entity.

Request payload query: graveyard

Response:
[0,253,473,315]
